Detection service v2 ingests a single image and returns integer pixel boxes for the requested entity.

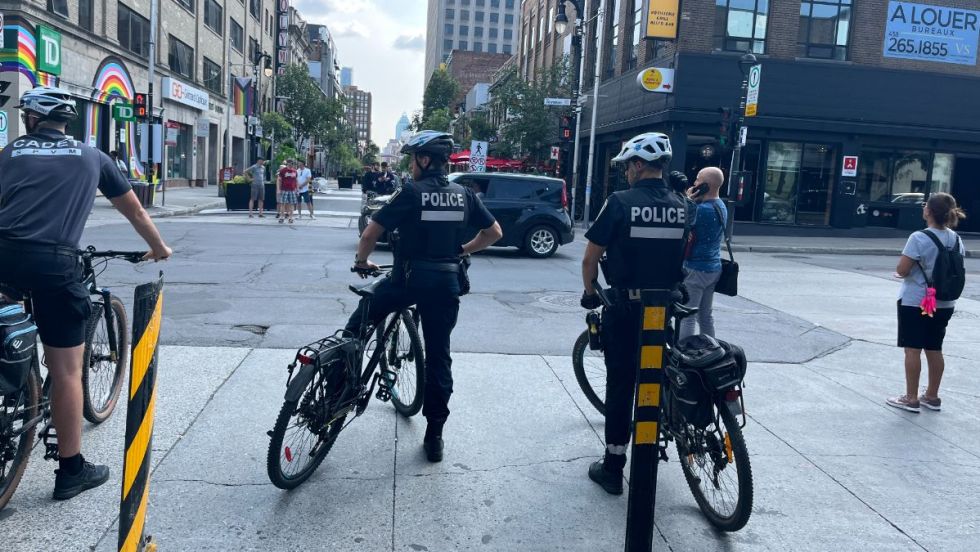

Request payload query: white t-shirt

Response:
[297,167,312,193]
[899,227,965,308]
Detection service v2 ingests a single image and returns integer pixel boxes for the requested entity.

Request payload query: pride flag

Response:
[233,77,254,116]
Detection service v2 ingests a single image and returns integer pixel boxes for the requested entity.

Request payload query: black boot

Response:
[588,452,625,495]
[423,418,446,463]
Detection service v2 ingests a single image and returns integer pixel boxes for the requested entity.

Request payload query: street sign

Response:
[745,64,761,117]
[470,140,488,173]
[112,103,135,122]
[842,155,859,177]
[37,25,62,76]
[544,97,572,106]
[636,67,675,93]
[139,123,163,163]
[644,0,680,40]
[0,111,7,149]
[550,146,560,160]
[738,126,748,147]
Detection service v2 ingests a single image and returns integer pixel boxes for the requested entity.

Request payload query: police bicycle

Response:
[573,282,753,532]
[266,265,425,489]
[0,248,145,510]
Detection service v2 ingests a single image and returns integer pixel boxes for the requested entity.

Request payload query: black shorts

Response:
[298,191,313,204]
[0,241,91,347]
[897,301,954,351]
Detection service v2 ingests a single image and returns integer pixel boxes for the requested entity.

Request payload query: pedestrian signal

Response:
[134,93,148,118]
[560,115,574,142]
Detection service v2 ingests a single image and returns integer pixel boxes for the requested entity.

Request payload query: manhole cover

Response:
[537,293,582,312]
[233,324,269,335]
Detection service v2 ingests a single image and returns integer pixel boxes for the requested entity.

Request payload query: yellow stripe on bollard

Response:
[130,298,162,400]
[123,389,156,497]
[643,306,665,330]
[637,383,661,408]
[640,346,663,369]
[120,481,150,552]
[634,421,659,445]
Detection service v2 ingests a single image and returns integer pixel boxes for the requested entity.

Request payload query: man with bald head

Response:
[679,167,728,340]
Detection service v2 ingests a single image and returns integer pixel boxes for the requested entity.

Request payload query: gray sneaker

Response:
[886,395,920,413]
[918,395,942,411]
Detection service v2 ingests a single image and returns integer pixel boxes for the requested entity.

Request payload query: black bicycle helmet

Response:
[16,86,78,122]
[401,130,454,158]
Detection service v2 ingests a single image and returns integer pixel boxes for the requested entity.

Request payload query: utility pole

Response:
[582,0,606,227]
[147,0,159,205]
[570,0,588,223]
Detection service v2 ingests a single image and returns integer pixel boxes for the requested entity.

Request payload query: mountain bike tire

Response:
[572,330,606,416]
[0,363,41,511]
[677,398,753,532]
[82,295,128,424]
[380,310,425,417]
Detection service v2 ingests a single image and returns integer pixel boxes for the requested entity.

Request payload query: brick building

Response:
[445,49,511,111]
[0,0,281,185]
[552,0,980,231]
[344,85,372,147]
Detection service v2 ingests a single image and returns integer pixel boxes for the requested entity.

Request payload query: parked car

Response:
[449,172,574,258]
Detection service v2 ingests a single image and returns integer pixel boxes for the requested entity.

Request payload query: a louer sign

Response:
[883,1,980,66]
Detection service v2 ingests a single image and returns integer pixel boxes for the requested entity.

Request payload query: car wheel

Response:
[524,225,559,258]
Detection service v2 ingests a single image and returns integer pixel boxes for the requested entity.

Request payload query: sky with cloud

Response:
[293,0,428,145]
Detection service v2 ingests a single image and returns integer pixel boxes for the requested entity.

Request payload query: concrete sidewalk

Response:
[87,185,225,228]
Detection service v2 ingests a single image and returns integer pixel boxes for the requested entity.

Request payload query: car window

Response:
[455,175,491,196]
[489,178,552,200]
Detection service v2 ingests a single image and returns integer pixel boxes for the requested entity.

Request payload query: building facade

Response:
[395,112,411,141]
[445,49,510,111]
[561,0,980,231]
[340,66,353,87]
[308,24,342,100]
[0,0,277,185]
[424,0,522,85]
[516,0,577,82]
[343,85,372,147]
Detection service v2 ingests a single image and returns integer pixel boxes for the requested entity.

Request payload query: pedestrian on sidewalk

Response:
[110,151,128,176]
[679,167,727,340]
[296,160,315,219]
[277,160,299,224]
[244,158,267,218]
[888,192,967,413]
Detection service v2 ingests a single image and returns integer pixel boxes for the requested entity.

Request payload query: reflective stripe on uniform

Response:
[421,210,465,221]
[629,227,684,239]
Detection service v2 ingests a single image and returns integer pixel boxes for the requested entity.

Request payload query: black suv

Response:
[450,172,574,258]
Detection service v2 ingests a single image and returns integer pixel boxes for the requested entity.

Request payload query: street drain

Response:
[537,293,582,312]
[233,324,269,335]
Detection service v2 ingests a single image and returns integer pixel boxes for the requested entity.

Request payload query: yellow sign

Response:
[636,67,675,93]
[646,0,680,40]
[745,104,757,117]
[641,69,662,90]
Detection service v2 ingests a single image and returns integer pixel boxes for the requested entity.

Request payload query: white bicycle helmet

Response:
[16,86,78,121]
[611,132,671,164]
[401,130,454,157]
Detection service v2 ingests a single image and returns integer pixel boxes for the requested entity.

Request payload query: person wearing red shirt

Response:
[277,160,299,224]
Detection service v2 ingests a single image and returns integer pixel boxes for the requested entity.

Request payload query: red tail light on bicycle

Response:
[725,388,742,402]
[296,353,314,365]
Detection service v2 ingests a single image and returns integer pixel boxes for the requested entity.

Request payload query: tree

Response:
[276,64,345,153]
[489,62,570,161]
[424,108,454,133]
[422,68,460,120]
[260,112,292,143]
[469,112,496,141]
[361,142,381,165]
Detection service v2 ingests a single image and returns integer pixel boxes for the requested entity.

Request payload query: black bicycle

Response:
[266,265,425,489]
[0,248,144,510]
[572,284,753,532]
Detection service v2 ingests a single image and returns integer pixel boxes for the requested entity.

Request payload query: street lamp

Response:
[555,2,571,34]
[727,51,758,197]
[555,0,587,223]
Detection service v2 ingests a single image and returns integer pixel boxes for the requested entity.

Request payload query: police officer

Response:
[347,130,502,462]
[580,132,695,494]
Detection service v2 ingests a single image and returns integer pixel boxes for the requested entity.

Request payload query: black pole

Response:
[146,83,155,187]
[727,76,748,197]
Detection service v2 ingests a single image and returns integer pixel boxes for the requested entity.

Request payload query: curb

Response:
[146,200,226,219]
[729,245,979,258]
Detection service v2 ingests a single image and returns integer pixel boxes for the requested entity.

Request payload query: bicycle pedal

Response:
[375,388,392,402]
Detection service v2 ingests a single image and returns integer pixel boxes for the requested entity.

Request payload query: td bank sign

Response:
[37,26,62,75]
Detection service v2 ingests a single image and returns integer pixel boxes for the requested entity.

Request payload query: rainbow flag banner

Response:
[233,77,254,116]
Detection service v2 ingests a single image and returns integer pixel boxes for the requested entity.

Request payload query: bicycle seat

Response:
[0,283,26,302]
[349,278,384,298]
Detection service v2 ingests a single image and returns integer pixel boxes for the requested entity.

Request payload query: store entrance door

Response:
[763,142,836,225]
[952,156,980,233]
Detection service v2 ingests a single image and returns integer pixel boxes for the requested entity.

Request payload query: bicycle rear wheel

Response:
[267,360,352,490]
[676,398,753,532]
[82,295,128,424]
[379,310,425,417]
[0,362,41,511]
[572,330,606,416]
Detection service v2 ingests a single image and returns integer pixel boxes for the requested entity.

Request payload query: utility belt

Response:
[407,260,461,273]
[0,237,77,258]
[404,257,471,296]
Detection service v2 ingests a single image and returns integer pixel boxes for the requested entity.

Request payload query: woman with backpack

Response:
[888,192,967,413]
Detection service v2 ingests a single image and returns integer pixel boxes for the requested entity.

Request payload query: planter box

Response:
[224,183,278,211]
[130,182,155,208]
[338,176,354,189]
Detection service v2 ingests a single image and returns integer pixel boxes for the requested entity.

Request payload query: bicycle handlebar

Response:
[350,264,394,277]
[80,246,146,264]
[591,280,690,310]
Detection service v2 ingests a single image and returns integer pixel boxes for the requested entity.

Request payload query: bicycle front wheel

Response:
[267,361,352,490]
[572,330,606,416]
[379,310,425,417]
[82,295,128,424]
[676,398,753,532]
[0,363,41,511]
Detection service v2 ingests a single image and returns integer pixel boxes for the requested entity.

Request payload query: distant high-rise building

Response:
[395,113,411,141]
[424,0,520,86]
[344,85,372,147]
[307,25,342,100]
[340,67,354,87]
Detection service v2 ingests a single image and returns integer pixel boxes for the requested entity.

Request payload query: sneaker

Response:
[248,214,254,219]
[588,460,624,495]
[53,461,110,500]
[309,215,316,220]
[919,395,942,411]
[423,437,444,463]
[886,395,920,413]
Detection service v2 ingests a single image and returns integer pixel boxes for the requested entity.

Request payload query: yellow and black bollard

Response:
[118,277,163,552]
[624,289,670,552]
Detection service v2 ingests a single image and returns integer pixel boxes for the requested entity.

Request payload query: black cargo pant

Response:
[601,299,644,448]
[344,272,461,423]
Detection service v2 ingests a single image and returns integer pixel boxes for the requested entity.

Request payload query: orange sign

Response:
[646,0,680,40]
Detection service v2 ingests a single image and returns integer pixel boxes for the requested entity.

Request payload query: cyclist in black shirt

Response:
[0,87,172,500]
[347,131,502,462]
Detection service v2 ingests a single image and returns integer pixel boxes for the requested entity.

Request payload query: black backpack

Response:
[918,230,966,302]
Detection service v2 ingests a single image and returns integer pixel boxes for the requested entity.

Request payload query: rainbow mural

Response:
[87,59,143,178]
[0,23,38,86]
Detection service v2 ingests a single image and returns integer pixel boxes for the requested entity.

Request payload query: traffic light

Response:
[559,115,574,142]
[718,107,732,147]
[134,93,148,119]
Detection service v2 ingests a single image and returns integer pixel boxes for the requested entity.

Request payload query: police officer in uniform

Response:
[347,131,503,462]
[580,132,695,494]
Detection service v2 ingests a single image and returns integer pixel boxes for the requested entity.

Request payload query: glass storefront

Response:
[857,150,956,205]
[166,123,191,179]
[762,142,836,225]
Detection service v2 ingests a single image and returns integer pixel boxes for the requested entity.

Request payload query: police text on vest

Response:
[631,206,685,224]
[422,192,466,207]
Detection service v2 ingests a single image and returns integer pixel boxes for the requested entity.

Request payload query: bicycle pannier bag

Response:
[918,231,966,302]
[666,360,713,428]
[0,303,37,395]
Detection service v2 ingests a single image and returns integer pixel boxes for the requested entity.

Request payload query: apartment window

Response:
[491,0,499,6]
[489,43,497,53]
[503,44,511,54]
[478,11,487,22]
[461,0,469,5]
[118,5,151,57]
[714,0,769,53]
[460,25,469,36]
[475,42,483,52]
[175,0,194,13]
[799,0,851,60]
[445,23,454,35]
[489,28,498,39]
[231,19,244,52]
[46,0,69,17]
[204,0,223,35]
[169,36,195,79]
[264,10,269,33]
[504,28,512,40]
[459,40,468,49]
[462,9,470,19]
[249,0,259,19]
[627,0,642,69]
[446,8,455,19]
[505,14,514,25]
[506,0,514,8]
[607,0,621,78]
[444,38,453,50]
[249,37,260,63]
[474,27,483,38]
[538,13,545,43]
[548,7,554,35]
[78,0,94,30]
[490,12,499,23]
[203,57,223,94]
[476,0,485,5]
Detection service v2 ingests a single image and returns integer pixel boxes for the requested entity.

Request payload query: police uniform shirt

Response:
[585,178,695,290]
[373,175,496,262]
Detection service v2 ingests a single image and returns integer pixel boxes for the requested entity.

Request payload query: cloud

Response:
[332,21,370,38]
[323,0,375,14]
[392,34,425,52]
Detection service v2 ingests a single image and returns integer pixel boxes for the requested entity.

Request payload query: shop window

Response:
[799,0,851,60]
[890,153,930,202]
[714,0,769,54]
[203,57,223,94]
[47,0,69,17]
[167,125,190,179]
[204,0,223,35]
[763,142,802,224]
[764,142,836,225]
[932,154,955,195]
[231,19,244,52]
[79,0,94,31]
[175,0,194,13]
[863,151,932,204]
[169,36,195,80]
[118,5,151,58]
[796,144,836,226]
